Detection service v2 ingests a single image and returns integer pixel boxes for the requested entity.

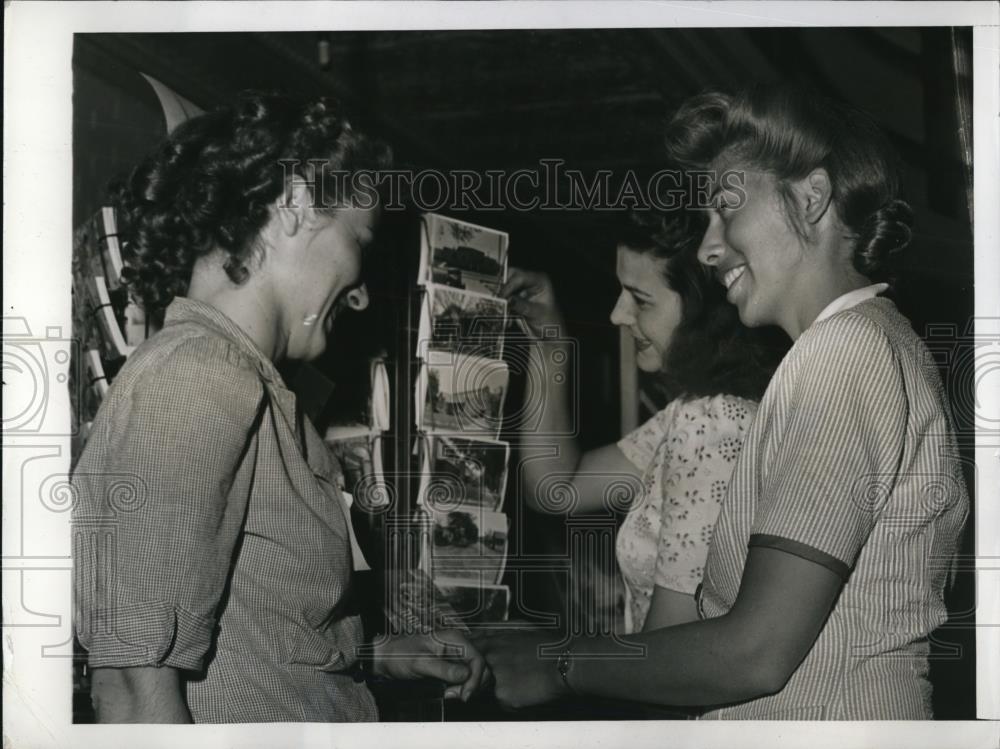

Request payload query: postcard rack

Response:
[374,213,516,633]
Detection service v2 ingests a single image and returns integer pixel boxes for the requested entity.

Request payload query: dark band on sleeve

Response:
[694,583,706,620]
[747,533,852,581]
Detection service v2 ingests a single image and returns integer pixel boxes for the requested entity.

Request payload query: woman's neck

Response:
[187,254,286,362]
[785,263,872,341]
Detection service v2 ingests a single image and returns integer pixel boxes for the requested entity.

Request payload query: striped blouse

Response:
[698,296,969,720]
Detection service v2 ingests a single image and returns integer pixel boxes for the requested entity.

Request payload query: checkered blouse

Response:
[72,297,377,722]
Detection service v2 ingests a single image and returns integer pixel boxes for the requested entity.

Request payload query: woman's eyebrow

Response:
[622,283,652,298]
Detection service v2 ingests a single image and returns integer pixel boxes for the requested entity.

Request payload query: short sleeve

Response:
[749,313,907,579]
[655,395,756,595]
[74,335,266,670]
[617,401,677,471]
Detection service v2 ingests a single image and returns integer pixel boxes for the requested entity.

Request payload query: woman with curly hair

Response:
[503,209,784,635]
[72,92,487,723]
[478,84,969,720]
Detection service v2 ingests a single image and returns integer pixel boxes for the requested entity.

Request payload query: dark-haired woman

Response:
[477,85,969,720]
[72,92,487,723]
[502,212,782,634]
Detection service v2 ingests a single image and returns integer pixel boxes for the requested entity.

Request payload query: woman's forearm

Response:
[566,614,774,707]
[91,666,193,723]
[564,547,843,707]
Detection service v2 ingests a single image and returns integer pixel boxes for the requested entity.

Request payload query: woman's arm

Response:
[478,546,842,708]
[642,586,699,630]
[91,666,192,723]
[75,337,268,721]
[504,269,642,516]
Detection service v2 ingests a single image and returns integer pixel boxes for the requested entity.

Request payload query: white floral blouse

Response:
[615,393,757,633]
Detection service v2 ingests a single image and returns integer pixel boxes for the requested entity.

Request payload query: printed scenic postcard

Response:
[418,213,510,297]
[416,349,509,438]
[418,282,508,362]
[425,507,509,586]
[417,435,510,512]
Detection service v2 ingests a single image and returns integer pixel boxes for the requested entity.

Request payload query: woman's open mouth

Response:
[721,264,749,304]
[722,264,747,290]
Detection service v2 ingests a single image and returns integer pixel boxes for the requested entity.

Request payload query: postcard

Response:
[417,434,510,512]
[418,213,509,297]
[416,350,509,437]
[427,507,508,585]
[433,577,510,625]
[418,282,507,361]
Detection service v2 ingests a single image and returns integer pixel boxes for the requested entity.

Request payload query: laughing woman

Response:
[478,84,969,719]
[72,92,487,723]
[502,211,782,634]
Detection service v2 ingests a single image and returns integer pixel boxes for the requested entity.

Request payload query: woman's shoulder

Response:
[109,322,266,409]
[671,393,758,430]
[803,297,903,350]
[791,298,910,380]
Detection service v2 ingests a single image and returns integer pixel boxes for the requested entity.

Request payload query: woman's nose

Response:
[697,215,725,267]
[346,283,369,311]
[609,291,633,327]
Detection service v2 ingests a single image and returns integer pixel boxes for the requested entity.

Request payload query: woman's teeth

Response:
[634,337,652,351]
[722,265,747,290]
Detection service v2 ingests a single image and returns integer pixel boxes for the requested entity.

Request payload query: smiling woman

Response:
[477,83,970,723]
[71,91,491,723]
[503,209,784,634]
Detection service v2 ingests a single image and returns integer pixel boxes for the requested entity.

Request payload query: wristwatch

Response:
[556,641,575,694]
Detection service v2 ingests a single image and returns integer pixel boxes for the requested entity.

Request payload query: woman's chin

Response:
[635,348,662,373]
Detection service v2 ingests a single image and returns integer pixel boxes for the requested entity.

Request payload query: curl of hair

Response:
[620,211,787,403]
[111,91,393,313]
[852,198,913,281]
[663,84,912,283]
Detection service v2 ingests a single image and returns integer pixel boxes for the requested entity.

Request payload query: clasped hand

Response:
[470,628,573,709]
[372,629,492,702]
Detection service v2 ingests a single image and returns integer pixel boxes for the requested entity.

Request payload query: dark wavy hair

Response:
[112,91,392,313]
[619,210,786,403]
[663,84,912,284]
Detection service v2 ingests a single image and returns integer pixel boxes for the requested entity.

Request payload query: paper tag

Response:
[339,491,371,572]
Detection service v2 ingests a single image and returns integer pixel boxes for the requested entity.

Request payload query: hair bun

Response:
[854,199,913,280]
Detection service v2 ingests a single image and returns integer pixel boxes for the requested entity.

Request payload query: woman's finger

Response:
[499,267,531,299]
[435,629,489,701]
[433,629,476,660]
[409,655,471,685]
[459,649,487,701]
[499,268,547,300]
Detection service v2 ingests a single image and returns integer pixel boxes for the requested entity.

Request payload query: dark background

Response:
[72,28,976,719]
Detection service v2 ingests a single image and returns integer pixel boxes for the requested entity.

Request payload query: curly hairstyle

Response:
[112,91,393,313]
[618,210,787,403]
[662,84,912,284]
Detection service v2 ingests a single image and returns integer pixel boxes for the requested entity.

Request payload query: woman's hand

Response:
[372,629,492,702]
[500,268,564,337]
[471,628,571,709]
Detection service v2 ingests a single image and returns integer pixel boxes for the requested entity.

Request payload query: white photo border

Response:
[3,2,998,748]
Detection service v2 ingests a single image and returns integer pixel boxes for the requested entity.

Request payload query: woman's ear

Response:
[792,167,834,226]
[273,177,314,237]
